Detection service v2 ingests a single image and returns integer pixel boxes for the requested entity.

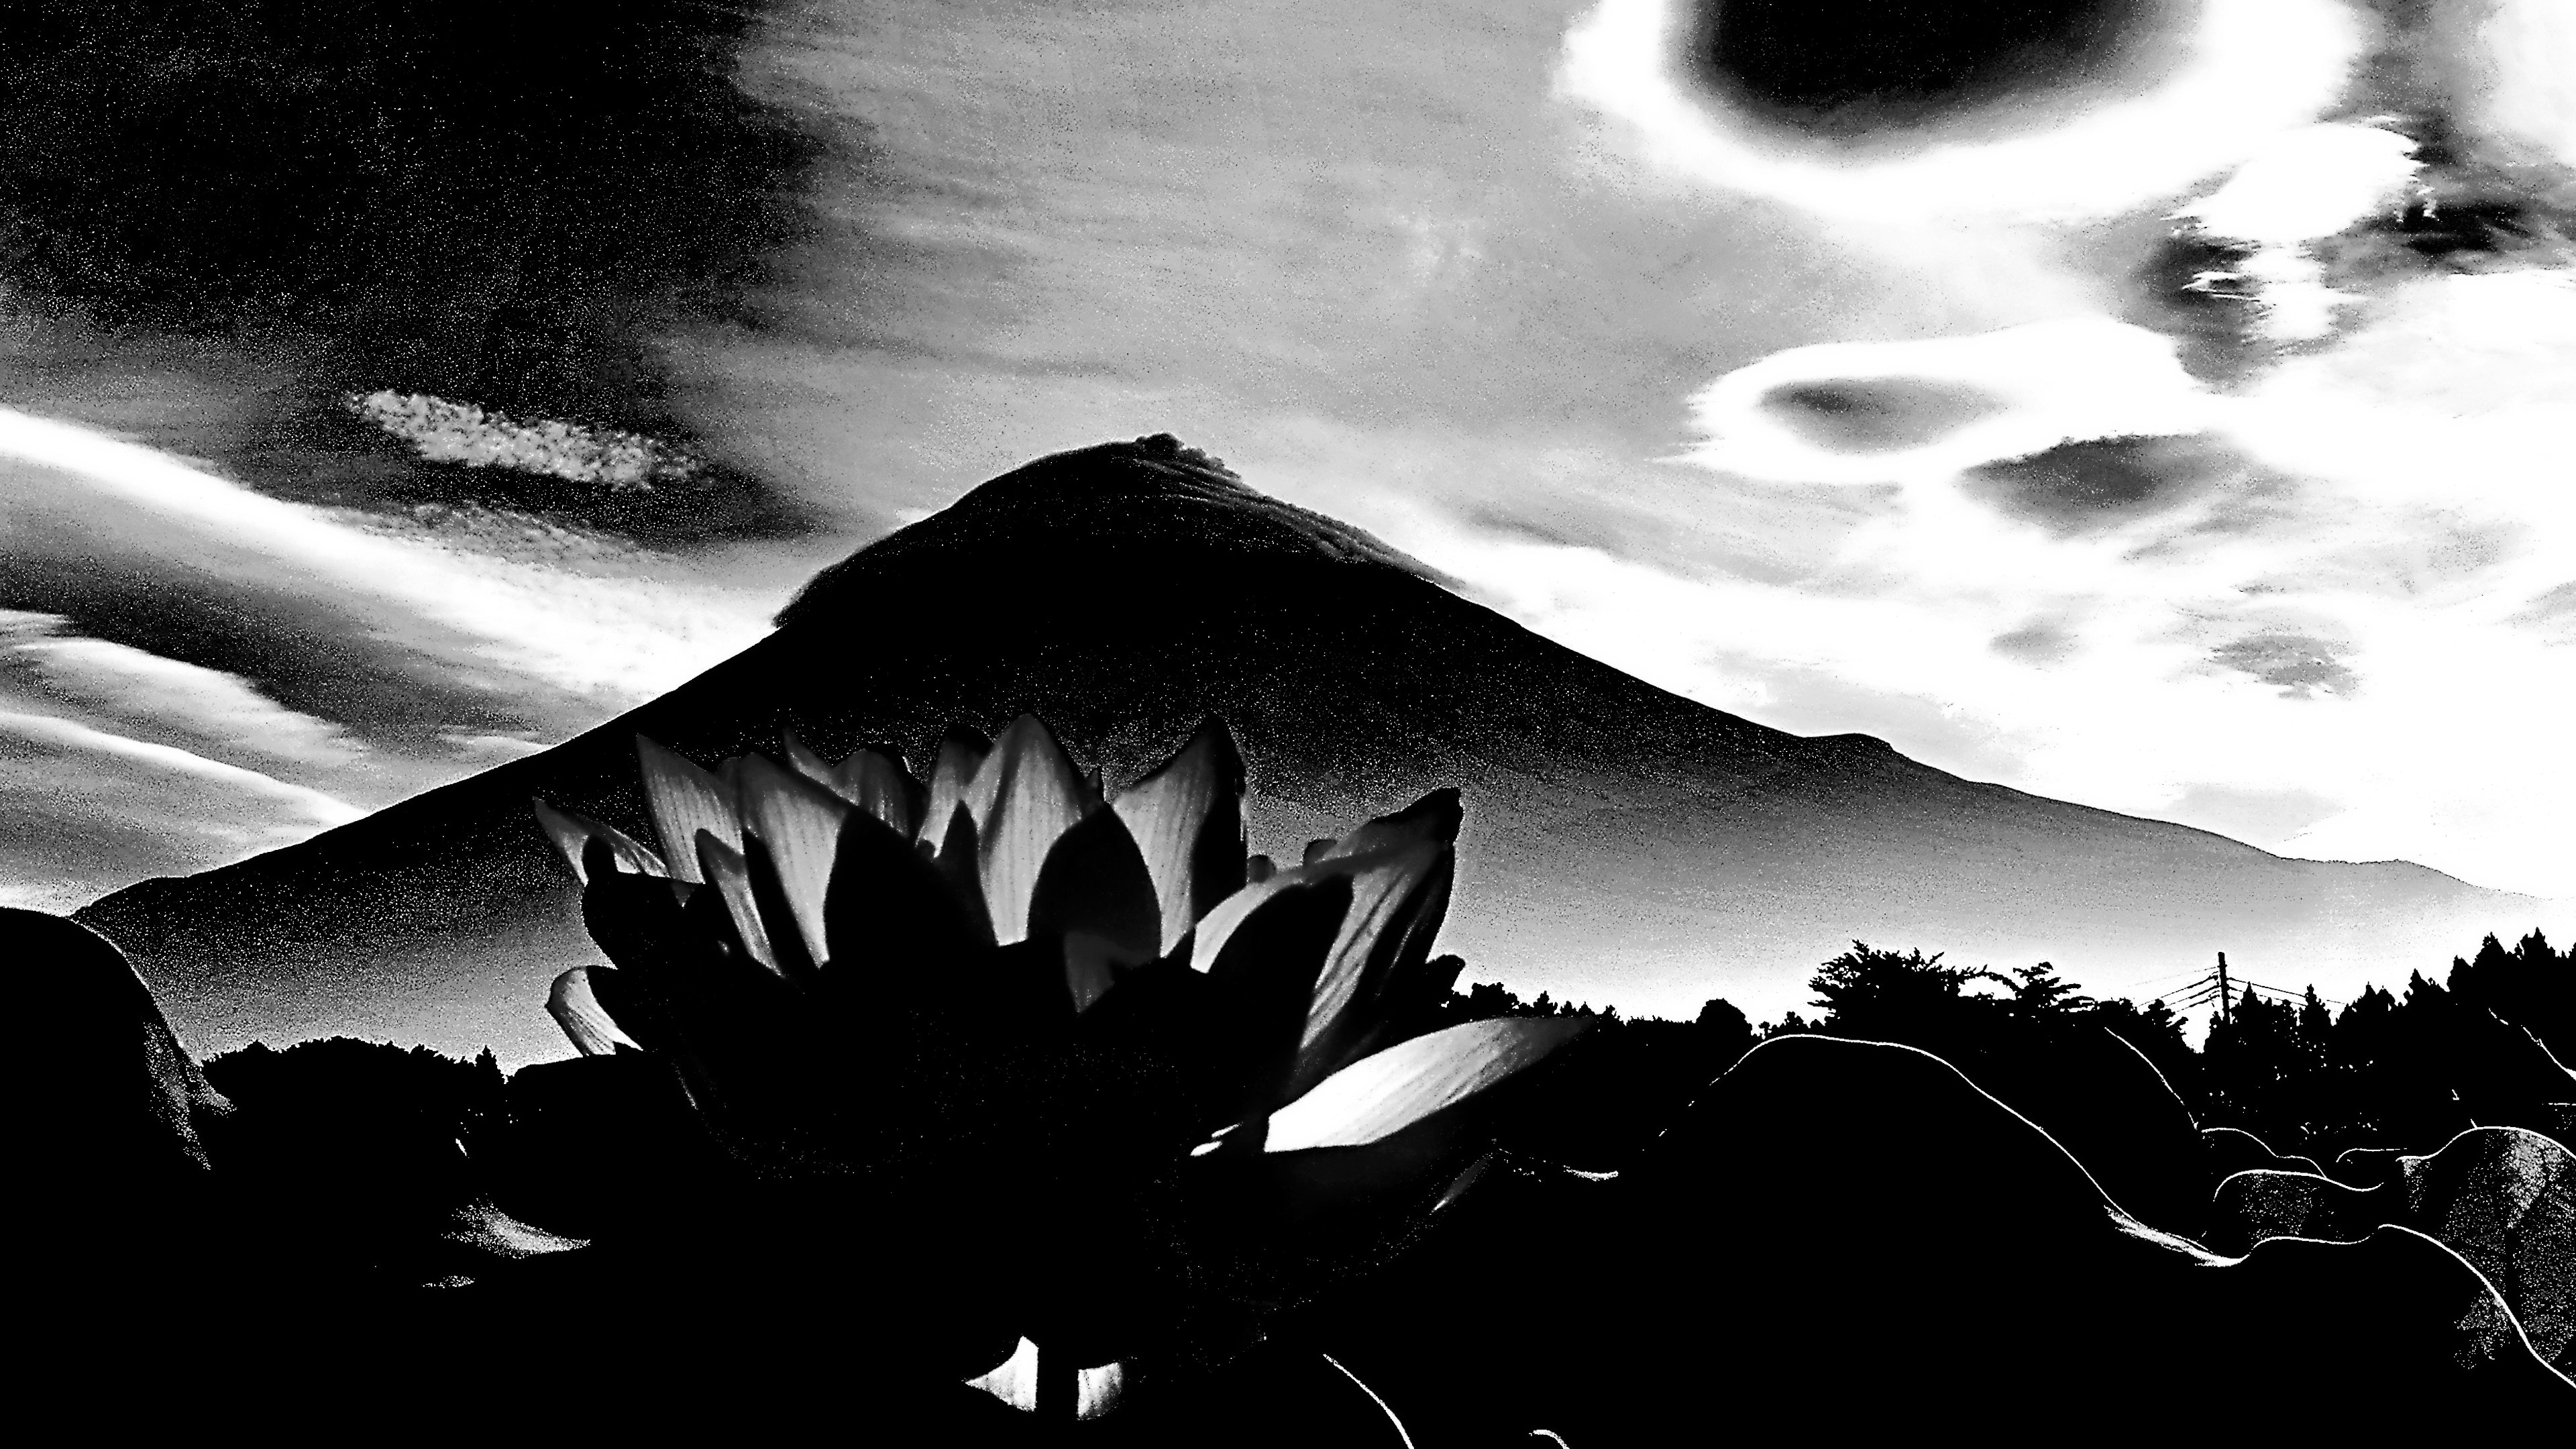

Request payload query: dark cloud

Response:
[2209,631,2360,698]
[0,0,832,543]
[1961,433,2237,534]
[2122,228,2265,384]
[1762,379,2007,453]
[1681,0,2157,140]
[1990,621,2079,665]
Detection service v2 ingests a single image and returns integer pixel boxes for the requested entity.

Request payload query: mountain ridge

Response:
[75,435,2542,1064]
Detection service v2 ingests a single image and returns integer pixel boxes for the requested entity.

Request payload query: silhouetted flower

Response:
[533,716,1581,1419]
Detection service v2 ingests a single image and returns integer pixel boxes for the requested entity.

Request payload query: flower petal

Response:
[1200,877,1356,1112]
[736,754,853,969]
[781,729,841,793]
[960,1338,1125,1420]
[1314,788,1462,861]
[1291,839,1455,1097]
[693,830,784,977]
[546,966,641,1057]
[837,748,926,840]
[531,798,668,883]
[919,725,993,846]
[1077,1362,1125,1419]
[636,737,739,884]
[823,807,990,973]
[1030,806,1161,971]
[1263,1018,1587,1152]
[973,715,1091,945]
[966,1336,1040,1413]
[1110,718,1247,954]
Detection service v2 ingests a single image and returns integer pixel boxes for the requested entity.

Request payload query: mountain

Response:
[75,434,2545,1065]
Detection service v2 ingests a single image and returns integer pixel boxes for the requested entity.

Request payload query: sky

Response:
[3,0,2571,942]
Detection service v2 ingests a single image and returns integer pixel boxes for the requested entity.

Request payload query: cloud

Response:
[345,390,705,491]
[0,709,362,912]
[1377,494,2573,899]
[1554,0,2368,224]
[1959,433,2241,535]
[0,608,366,770]
[2167,122,2426,343]
[2167,783,2344,849]
[2426,0,2576,171]
[0,407,773,710]
[2206,630,2360,698]
[1678,316,2216,484]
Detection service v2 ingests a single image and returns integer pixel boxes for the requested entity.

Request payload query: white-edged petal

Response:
[972,715,1090,944]
[1184,869,1306,973]
[1263,1018,1587,1152]
[1110,719,1244,953]
[531,798,669,882]
[546,967,641,1057]
[735,754,851,967]
[961,1338,1124,1420]
[1077,1361,1124,1419]
[919,727,992,846]
[636,737,739,884]
[966,1336,1040,1412]
[782,730,841,794]
[834,748,922,840]
[1296,840,1448,1074]
[695,830,784,976]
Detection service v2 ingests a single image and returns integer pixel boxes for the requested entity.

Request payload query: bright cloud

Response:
[1553,0,2367,224]
[1392,246,2576,900]
[2432,0,2576,170]
[1678,317,2216,484]
[2169,122,2425,343]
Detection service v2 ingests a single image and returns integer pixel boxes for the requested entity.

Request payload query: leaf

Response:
[1263,1018,1587,1152]
[691,831,785,976]
[2398,1126,2575,1368]
[736,753,853,969]
[546,967,640,1057]
[973,715,1091,945]
[636,737,739,884]
[530,798,667,883]
[1110,718,1246,953]
[918,725,993,846]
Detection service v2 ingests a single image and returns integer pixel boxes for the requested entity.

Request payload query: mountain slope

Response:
[76,435,2542,1063]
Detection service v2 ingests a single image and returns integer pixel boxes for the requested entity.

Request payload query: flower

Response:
[531,714,1585,1419]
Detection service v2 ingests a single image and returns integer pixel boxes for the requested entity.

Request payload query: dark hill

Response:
[76,435,2542,1064]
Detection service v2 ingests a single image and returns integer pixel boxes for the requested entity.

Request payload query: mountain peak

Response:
[776,434,1448,628]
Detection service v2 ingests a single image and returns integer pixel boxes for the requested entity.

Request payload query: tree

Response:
[1996,961,2096,1022]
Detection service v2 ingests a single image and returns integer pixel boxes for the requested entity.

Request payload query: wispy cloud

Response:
[0,407,773,709]
[0,708,362,912]
[0,608,366,770]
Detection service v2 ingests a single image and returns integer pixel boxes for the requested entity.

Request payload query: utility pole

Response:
[2216,951,2231,1028]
